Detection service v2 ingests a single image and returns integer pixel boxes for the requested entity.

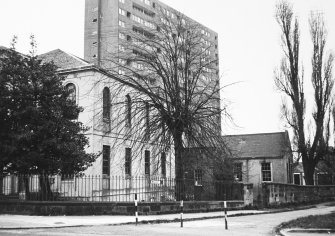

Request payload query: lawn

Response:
[280,212,335,230]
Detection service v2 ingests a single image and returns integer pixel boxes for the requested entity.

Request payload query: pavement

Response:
[0,209,265,229]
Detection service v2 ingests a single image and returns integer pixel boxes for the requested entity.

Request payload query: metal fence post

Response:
[224,200,228,230]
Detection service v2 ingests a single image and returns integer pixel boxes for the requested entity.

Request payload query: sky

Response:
[1,0,335,136]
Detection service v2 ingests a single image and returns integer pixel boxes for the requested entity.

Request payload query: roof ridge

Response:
[223,131,286,137]
[38,48,63,57]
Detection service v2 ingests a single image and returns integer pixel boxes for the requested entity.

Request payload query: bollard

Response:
[180,200,184,228]
[224,201,228,230]
[135,193,138,225]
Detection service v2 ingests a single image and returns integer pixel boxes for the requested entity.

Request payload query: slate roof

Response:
[38,49,92,70]
[223,131,291,159]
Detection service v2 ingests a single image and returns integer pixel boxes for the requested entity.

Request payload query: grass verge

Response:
[278,212,335,230]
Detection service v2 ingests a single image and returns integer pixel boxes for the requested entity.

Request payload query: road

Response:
[0,204,334,236]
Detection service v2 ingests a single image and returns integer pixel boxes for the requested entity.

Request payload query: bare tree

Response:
[274,1,334,185]
[95,8,231,191]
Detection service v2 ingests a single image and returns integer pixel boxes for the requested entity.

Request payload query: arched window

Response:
[125,94,131,127]
[103,87,111,121]
[66,83,76,103]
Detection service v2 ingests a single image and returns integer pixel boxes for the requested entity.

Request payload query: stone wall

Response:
[0,200,245,216]
[260,183,335,207]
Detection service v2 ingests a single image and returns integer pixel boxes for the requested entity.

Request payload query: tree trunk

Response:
[39,175,53,201]
[174,131,184,201]
[23,176,31,200]
[0,175,3,195]
[303,160,316,185]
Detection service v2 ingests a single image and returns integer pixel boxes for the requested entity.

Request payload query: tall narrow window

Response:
[161,152,166,177]
[144,150,150,176]
[233,163,243,182]
[66,83,76,103]
[102,145,110,176]
[125,148,132,176]
[103,87,110,122]
[261,162,272,182]
[194,169,203,186]
[145,102,150,138]
[125,94,131,127]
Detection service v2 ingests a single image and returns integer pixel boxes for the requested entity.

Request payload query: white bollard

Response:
[180,200,184,228]
[135,193,138,225]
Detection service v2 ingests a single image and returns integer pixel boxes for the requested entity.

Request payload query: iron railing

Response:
[0,175,244,202]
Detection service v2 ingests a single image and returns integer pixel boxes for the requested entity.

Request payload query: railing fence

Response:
[0,174,244,202]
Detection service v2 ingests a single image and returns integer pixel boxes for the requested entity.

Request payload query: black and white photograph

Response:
[0,0,335,235]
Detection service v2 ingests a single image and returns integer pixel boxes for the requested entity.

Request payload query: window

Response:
[102,145,110,176]
[125,94,131,127]
[66,83,76,103]
[145,102,150,138]
[103,87,110,121]
[194,169,203,186]
[119,58,126,65]
[119,8,126,16]
[119,20,125,27]
[294,173,300,185]
[132,62,143,70]
[233,163,243,182]
[132,14,155,29]
[125,148,131,176]
[133,5,155,17]
[144,150,150,175]
[119,32,126,40]
[139,0,150,5]
[261,162,272,182]
[119,45,125,52]
[161,152,166,177]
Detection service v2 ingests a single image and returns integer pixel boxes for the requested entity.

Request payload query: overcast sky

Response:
[1,0,335,136]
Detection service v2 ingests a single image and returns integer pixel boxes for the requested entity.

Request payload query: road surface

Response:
[0,203,334,236]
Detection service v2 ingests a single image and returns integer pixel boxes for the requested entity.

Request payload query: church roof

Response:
[38,49,92,70]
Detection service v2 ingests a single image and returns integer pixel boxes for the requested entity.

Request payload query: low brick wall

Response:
[261,183,335,207]
[0,200,245,216]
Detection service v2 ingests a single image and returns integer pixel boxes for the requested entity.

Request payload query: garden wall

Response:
[0,200,245,216]
[260,183,335,207]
